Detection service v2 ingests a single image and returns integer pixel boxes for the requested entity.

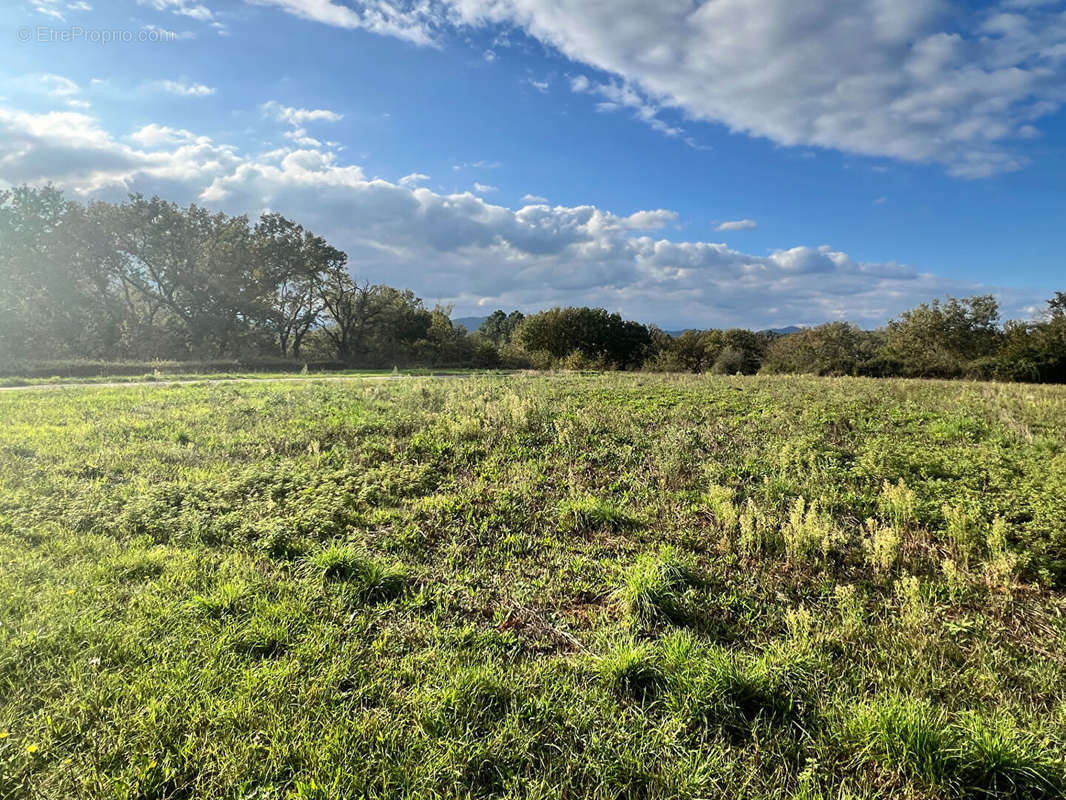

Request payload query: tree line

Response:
[2,186,1063,382]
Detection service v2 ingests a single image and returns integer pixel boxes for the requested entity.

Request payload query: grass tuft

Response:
[951,715,1063,798]
[307,544,407,602]
[190,580,249,618]
[670,643,814,737]
[843,697,1064,798]
[615,545,700,630]
[560,494,637,532]
[595,639,664,702]
[422,665,517,734]
[230,618,291,659]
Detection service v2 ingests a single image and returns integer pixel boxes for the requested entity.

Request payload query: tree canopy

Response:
[2,185,1063,383]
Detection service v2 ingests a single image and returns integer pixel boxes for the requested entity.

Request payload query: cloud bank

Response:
[256,0,1066,177]
[0,102,1048,328]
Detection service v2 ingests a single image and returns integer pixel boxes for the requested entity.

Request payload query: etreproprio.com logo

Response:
[17,26,177,44]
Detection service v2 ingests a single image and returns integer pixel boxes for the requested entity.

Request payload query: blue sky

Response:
[3,0,1065,328]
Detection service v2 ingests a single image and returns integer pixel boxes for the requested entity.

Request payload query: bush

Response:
[761,322,875,376]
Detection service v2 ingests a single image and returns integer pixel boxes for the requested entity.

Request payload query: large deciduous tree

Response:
[254,213,345,359]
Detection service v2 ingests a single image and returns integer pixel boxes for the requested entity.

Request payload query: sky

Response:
[3,0,1065,329]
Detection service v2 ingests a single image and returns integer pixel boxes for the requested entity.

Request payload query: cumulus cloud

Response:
[256,0,1066,177]
[246,0,435,45]
[262,101,343,147]
[156,80,216,97]
[31,0,91,20]
[0,106,241,199]
[127,123,204,147]
[138,0,213,21]
[624,210,678,230]
[17,74,89,108]
[399,172,430,187]
[0,104,1048,328]
[716,219,758,231]
[263,101,343,125]
[458,0,1066,176]
[570,73,685,138]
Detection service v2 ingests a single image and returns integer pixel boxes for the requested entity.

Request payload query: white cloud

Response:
[473,182,497,193]
[263,101,343,125]
[625,210,678,230]
[469,0,1066,175]
[453,159,500,170]
[31,0,91,20]
[247,0,435,45]
[14,74,89,109]
[570,74,685,138]
[127,123,203,147]
[521,194,548,204]
[263,101,343,147]
[0,104,1049,328]
[569,75,590,93]
[399,172,430,187]
[35,73,79,97]
[0,106,241,198]
[156,80,216,97]
[138,0,213,21]
[716,219,757,231]
[283,128,322,147]
[260,0,1066,177]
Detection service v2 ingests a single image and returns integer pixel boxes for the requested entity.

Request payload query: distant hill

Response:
[453,316,489,331]
[660,325,806,337]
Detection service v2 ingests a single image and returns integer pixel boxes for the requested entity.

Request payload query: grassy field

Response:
[1,374,1065,799]
[0,368,487,389]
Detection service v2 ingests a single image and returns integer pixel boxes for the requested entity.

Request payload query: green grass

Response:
[0,367,494,388]
[615,546,701,630]
[1,373,1065,798]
